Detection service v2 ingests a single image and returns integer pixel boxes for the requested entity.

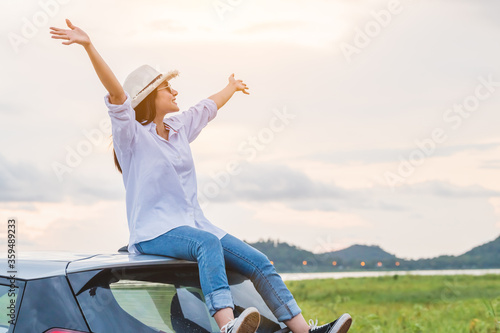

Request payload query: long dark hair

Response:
[113,89,158,173]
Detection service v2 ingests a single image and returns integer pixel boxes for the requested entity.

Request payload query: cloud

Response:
[398,181,500,198]
[240,201,372,230]
[234,20,310,35]
[0,154,62,202]
[199,161,500,214]
[147,19,190,33]
[5,200,129,252]
[309,142,500,165]
[489,197,500,228]
[0,153,122,204]
[0,102,17,114]
[480,159,500,170]
[469,0,500,27]
[199,162,347,203]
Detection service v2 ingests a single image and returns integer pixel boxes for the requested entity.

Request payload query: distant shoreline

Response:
[281,268,500,281]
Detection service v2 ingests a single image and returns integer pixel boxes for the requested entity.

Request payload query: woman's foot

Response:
[308,313,352,333]
[220,307,261,333]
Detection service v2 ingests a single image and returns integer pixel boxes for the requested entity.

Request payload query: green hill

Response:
[458,235,500,268]
[247,235,500,273]
[321,244,397,261]
[248,239,401,272]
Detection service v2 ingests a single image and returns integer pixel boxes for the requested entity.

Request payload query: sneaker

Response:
[220,307,261,333]
[308,313,352,333]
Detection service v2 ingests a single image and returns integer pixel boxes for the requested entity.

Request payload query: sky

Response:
[1,0,500,260]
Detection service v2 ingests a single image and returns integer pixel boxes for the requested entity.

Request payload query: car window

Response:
[71,265,284,333]
[110,281,218,332]
[0,284,19,333]
[10,276,87,333]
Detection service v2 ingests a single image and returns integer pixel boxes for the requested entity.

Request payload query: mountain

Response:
[249,239,400,272]
[321,244,397,262]
[403,235,500,270]
[247,235,500,273]
[459,235,500,267]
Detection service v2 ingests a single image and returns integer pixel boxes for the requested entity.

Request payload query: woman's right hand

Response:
[50,19,90,47]
[49,18,125,104]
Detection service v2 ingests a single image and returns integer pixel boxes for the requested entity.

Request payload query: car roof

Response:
[0,252,194,280]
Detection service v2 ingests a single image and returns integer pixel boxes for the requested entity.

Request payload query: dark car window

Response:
[0,284,18,333]
[70,265,284,333]
[13,276,88,333]
[0,278,26,333]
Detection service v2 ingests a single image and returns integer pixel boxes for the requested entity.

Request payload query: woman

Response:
[50,19,352,333]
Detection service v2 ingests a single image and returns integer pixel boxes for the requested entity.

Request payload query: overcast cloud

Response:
[1,0,499,259]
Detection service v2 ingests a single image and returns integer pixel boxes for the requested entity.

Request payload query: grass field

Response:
[285,274,500,333]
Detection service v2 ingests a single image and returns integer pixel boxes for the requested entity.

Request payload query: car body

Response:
[0,251,289,333]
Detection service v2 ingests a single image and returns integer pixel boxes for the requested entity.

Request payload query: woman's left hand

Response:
[208,74,249,109]
[229,73,249,95]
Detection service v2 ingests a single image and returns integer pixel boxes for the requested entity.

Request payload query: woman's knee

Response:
[221,234,276,278]
[259,254,276,273]
[243,250,276,280]
[253,250,272,267]
[195,232,223,257]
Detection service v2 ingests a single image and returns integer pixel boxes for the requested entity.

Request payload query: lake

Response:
[280,268,500,281]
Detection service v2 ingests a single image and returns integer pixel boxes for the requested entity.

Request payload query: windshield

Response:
[70,264,284,333]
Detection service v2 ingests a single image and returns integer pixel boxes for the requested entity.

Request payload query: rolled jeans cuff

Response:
[205,288,234,317]
[274,298,302,322]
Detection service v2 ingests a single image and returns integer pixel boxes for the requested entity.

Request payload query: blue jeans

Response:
[135,226,301,321]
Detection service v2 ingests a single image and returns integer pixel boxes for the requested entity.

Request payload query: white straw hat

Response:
[123,65,179,108]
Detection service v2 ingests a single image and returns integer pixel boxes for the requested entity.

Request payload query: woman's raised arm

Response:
[208,73,249,110]
[50,19,126,105]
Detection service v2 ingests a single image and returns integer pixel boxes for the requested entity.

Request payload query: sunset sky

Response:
[1,0,500,259]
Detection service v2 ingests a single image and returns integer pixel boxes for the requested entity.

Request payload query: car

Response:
[0,250,291,333]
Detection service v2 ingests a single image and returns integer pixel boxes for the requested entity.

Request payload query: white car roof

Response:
[0,252,193,280]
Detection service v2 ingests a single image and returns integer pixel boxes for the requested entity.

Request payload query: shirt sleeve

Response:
[172,98,218,143]
[104,92,138,154]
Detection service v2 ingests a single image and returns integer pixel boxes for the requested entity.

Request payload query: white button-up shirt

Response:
[105,92,227,254]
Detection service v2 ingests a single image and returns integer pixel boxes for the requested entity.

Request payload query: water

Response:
[280,268,500,281]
